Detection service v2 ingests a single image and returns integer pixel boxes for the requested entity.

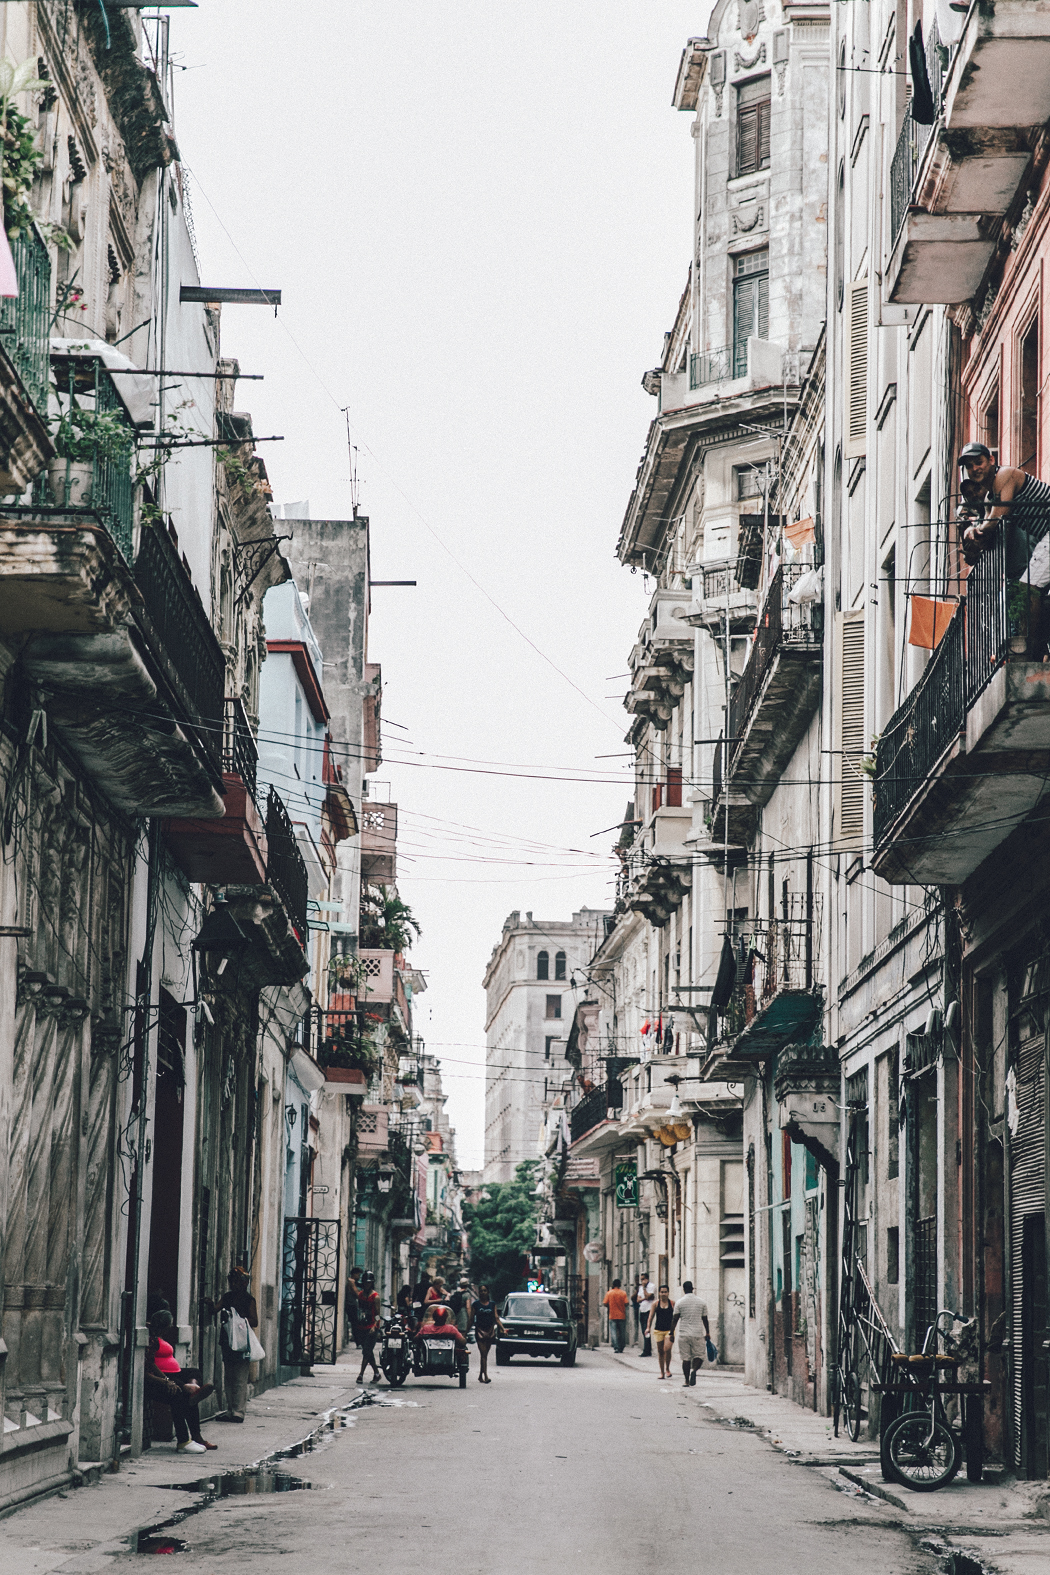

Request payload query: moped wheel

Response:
[387,1365,408,1388]
[885,1411,958,1491]
[459,1370,467,1388]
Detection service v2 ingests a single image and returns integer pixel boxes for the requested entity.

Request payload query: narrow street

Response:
[0,1356,941,1575]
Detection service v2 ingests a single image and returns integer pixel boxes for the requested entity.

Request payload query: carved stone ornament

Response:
[738,0,765,43]
[732,200,766,237]
[734,43,767,73]
[775,58,788,96]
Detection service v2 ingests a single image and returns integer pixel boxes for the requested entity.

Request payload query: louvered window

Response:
[733,249,769,377]
[736,76,771,175]
[845,279,869,458]
[837,610,865,847]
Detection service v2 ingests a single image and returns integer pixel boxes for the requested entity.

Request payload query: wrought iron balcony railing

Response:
[135,522,225,778]
[889,19,955,244]
[265,785,309,940]
[570,1080,621,1144]
[727,562,822,761]
[873,534,1011,845]
[223,695,258,799]
[46,357,137,560]
[0,226,50,414]
[689,345,733,390]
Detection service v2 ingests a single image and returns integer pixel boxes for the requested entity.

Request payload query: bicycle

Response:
[880,1310,987,1492]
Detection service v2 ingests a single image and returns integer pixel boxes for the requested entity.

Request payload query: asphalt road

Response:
[101,1350,940,1575]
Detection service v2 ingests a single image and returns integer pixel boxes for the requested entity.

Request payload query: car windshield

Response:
[505,1296,567,1321]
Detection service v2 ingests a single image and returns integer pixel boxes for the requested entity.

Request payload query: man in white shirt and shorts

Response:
[672,1281,710,1387]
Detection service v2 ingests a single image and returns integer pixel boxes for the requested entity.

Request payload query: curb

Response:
[838,1465,911,1512]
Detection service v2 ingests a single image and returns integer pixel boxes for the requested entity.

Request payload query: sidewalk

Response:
[607,1347,1050,1573]
[0,1357,368,1574]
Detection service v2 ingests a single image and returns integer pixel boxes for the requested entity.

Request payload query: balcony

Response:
[357,1105,390,1154]
[617,805,692,927]
[569,1080,623,1147]
[872,536,1050,885]
[361,800,397,883]
[0,227,53,492]
[887,5,1050,305]
[711,918,823,1064]
[710,562,822,829]
[265,785,309,940]
[657,338,787,415]
[358,948,396,1010]
[624,586,694,733]
[165,699,267,885]
[682,560,759,637]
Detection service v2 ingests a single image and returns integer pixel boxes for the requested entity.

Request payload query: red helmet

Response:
[432,1304,450,1321]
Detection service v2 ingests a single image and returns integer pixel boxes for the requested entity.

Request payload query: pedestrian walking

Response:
[346,1266,362,1347]
[603,1278,629,1353]
[636,1273,655,1357]
[646,1284,675,1379]
[468,1283,505,1383]
[355,1271,381,1384]
[671,1281,711,1387]
[450,1277,472,1334]
[218,1266,258,1422]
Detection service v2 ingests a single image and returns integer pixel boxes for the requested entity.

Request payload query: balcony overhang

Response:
[944,0,1050,132]
[166,774,267,885]
[0,520,130,635]
[871,660,1050,885]
[195,889,308,990]
[618,383,795,569]
[888,210,998,305]
[729,641,822,808]
[0,345,54,494]
[731,988,823,1062]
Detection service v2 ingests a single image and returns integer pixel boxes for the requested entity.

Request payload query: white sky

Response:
[173,1,712,1169]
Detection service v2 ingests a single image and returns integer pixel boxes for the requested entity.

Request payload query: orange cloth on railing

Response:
[908,596,959,650]
[784,516,815,550]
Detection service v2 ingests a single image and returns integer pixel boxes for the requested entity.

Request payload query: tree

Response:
[462,1161,539,1300]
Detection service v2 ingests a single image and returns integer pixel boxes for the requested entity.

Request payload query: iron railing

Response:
[889,19,954,244]
[714,916,820,1045]
[689,345,733,390]
[914,1215,938,1339]
[727,563,822,762]
[570,1081,621,1144]
[873,534,1011,844]
[135,522,225,777]
[47,358,137,559]
[265,785,309,940]
[0,226,50,414]
[223,695,258,798]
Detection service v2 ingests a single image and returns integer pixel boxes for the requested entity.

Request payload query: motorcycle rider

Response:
[416,1303,465,1349]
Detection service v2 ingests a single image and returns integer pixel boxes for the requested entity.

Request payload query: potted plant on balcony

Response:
[358,885,421,953]
[48,406,133,508]
[321,1030,380,1085]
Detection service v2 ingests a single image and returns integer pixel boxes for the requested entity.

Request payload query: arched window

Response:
[537,951,549,980]
[554,951,567,981]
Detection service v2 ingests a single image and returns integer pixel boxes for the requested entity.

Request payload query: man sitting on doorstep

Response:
[672,1282,711,1388]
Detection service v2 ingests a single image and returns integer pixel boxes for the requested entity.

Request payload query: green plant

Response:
[359,885,421,953]
[321,1032,380,1077]
[328,952,366,991]
[462,1161,539,1300]
[52,405,134,464]
[0,60,48,242]
[217,446,261,498]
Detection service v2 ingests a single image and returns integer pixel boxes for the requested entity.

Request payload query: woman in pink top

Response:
[146,1310,215,1451]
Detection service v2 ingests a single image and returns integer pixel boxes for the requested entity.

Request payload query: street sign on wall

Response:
[564,1155,600,1183]
[615,1160,638,1208]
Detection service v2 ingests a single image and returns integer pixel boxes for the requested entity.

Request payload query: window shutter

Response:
[737,105,759,175]
[845,279,869,458]
[757,100,771,168]
[836,610,866,848]
[757,272,769,340]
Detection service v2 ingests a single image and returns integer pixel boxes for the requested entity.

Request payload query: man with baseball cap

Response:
[958,442,1050,585]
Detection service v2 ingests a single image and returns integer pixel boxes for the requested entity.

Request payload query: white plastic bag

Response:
[247,1326,265,1362]
[221,1306,250,1357]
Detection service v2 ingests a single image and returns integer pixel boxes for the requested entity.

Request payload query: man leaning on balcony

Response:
[960,442,1050,653]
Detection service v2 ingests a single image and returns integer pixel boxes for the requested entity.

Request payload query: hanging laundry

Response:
[908,596,958,650]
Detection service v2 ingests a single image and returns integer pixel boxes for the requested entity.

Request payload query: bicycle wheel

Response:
[885,1410,958,1491]
[845,1368,863,1442]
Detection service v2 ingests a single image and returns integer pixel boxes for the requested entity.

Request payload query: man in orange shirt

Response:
[603,1279,629,1353]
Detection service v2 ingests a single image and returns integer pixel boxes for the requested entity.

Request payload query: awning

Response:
[732,988,823,1061]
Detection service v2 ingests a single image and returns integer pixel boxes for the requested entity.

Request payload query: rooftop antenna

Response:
[342,407,360,518]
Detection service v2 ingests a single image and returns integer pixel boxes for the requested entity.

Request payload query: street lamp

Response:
[376,1165,395,1194]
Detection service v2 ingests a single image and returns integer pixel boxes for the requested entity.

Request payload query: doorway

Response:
[146,989,187,1316]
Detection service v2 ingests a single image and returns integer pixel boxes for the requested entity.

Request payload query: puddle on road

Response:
[128,1532,187,1555]
[122,1393,414,1552]
[158,1469,314,1497]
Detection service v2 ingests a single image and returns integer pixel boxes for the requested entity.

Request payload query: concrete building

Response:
[483,909,610,1184]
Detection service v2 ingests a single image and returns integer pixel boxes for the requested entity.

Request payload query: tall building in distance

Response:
[483,909,610,1183]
